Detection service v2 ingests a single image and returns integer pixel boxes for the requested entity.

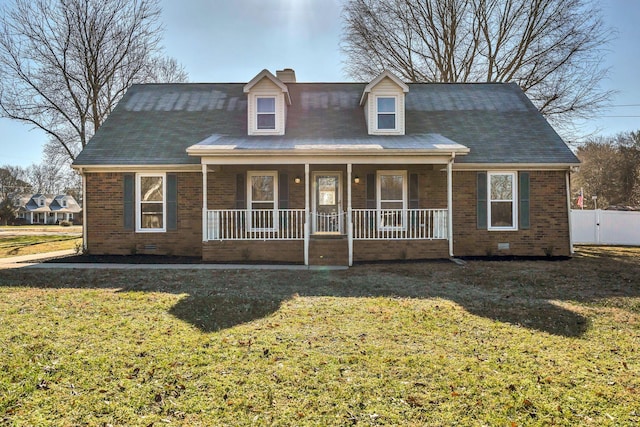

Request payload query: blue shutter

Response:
[477,172,487,229]
[519,172,530,230]
[167,174,177,230]
[409,173,419,209]
[366,173,376,209]
[279,173,289,209]
[236,174,246,209]
[123,174,134,230]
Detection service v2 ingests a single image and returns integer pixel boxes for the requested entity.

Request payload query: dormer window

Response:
[257,97,276,130]
[39,198,45,207]
[62,199,67,207]
[243,69,292,136]
[377,97,397,130]
[360,71,409,136]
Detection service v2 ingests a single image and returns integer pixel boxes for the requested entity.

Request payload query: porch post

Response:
[202,164,208,242]
[566,170,574,254]
[347,163,353,266]
[304,163,310,266]
[447,155,454,257]
[81,170,87,250]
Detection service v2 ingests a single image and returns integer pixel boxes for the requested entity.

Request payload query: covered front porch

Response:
[188,134,468,265]
[199,161,455,266]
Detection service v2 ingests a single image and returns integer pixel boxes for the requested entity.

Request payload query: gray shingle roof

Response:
[73,81,578,166]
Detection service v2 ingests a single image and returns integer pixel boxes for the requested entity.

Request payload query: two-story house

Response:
[72,69,579,265]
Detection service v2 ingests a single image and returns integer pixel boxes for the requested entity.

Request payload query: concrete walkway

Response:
[0,249,77,269]
[0,250,348,271]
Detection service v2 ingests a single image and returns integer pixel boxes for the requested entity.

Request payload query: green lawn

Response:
[0,247,638,426]
[0,235,82,258]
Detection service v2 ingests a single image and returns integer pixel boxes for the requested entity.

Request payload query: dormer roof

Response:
[243,69,291,105]
[360,70,409,106]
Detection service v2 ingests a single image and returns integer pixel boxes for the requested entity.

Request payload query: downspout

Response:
[80,168,87,252]
[447,154,454,258]
[566,170,574,255]
[347,163,353,266]
[202,164,208,242]
[304,163,310,266]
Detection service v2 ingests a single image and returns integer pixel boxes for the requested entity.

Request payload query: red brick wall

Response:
[203,240,304,263]
[354,239,449,261]
[207,165,306,209]
[452,170,571,257]
[308,237,349,265]
[84,167,571,261]
[84,172,202,256]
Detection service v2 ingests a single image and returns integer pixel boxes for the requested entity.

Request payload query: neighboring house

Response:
[17,194,82,225]
[72,68,579,265]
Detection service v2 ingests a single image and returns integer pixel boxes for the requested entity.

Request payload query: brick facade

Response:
[452,170,571,257]
[83,167,572,261]
[84,172,202,256]
[354,239,449,262]
[203,240,304,263]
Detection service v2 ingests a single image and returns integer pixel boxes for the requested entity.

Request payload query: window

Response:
[62,199,67,207]
[377,171,407,229]
[248,171,278,230]
[256,97,276,130]
[376,97,396,130]
[38,198,45,207]
[136,173,165,232]
[488,172,517,230]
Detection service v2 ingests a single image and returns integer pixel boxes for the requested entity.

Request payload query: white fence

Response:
[571,210,640,245]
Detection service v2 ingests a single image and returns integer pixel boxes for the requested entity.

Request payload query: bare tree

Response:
[572,131,640,209]
[0,0,188,163]
[342,0,613,129]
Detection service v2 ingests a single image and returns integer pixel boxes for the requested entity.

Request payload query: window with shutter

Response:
[487,172,518,231]
[136,173,166,232]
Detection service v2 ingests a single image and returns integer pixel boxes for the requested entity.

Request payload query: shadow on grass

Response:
[169,295,283,333]
[3,246,639,337]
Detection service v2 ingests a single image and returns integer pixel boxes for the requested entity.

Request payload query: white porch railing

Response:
[352,209,448,240]
[312,211,346,234]
[206,209,305,240]
[206,208,447,241]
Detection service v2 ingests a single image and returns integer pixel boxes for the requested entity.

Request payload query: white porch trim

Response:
[202,164,208,242]
[447,155,454,257]
[304,163,310,266]
[347,163,353,266]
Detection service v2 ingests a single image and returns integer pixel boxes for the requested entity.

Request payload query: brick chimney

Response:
[276,68,296,83]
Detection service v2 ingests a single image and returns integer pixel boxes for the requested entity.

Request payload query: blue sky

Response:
[0,0,638,167]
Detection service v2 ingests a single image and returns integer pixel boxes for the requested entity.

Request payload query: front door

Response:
[313,172,343,234]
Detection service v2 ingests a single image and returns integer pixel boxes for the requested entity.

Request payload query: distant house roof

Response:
[18,194,82,213]
[73,81,579,167]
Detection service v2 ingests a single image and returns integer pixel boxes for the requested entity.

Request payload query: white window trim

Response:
[374,95,399,133]
[487,171,518,231]
[376,170,407,231]
[136,172,166,233]
[256,96,277,131]
[249,94,282,135]
[247,171,278,232]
